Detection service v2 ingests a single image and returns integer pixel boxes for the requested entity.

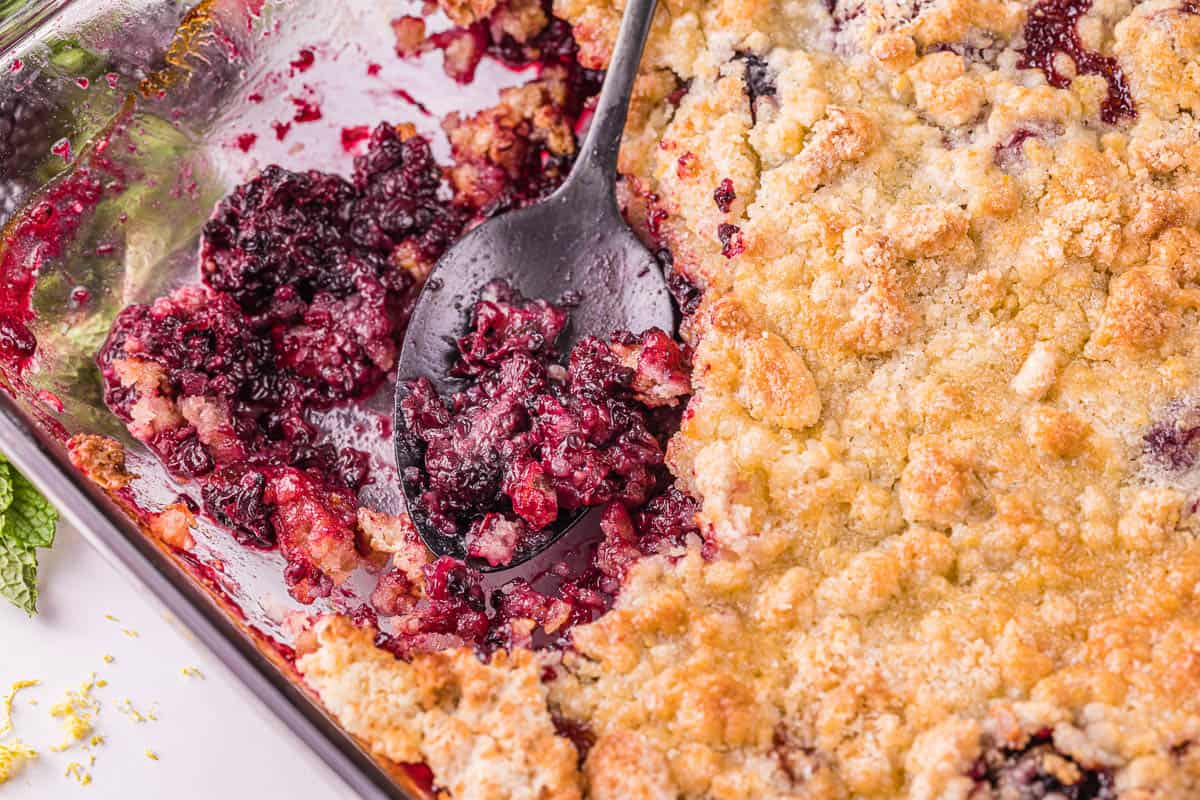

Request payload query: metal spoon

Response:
[393,0,672,571]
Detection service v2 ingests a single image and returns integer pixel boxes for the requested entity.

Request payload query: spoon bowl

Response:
[393,0,670,571]
[393,179,673,568]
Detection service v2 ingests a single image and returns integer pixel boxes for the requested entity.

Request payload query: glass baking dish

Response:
[0,0,538,795]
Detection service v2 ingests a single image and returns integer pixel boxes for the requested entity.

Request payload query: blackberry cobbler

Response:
[92,0,1200,795]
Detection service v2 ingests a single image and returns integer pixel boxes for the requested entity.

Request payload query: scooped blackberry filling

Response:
[399,282,691,567]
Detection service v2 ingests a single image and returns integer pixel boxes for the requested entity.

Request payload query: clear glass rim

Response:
[0,0,78,55]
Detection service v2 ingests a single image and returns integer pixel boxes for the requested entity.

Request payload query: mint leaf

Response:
[0,536,38,616]
[5,470,57,549]
[0,460,12,515]
[0,457,57,614]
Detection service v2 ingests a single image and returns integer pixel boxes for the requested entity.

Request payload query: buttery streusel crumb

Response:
[295,0,1200,796]
[297,617,582,800]
[66,434,134,491]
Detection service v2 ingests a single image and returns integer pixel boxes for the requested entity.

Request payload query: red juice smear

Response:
[235,132,258,152]
[36,389,64,413]
[289,48,315,73]
[647,205,668,239]
[404,764,437,795]
[0,319,36,364]
[176,549,243,603]
[366,62,382,76]
[271,120,291,140]
[340,125,371,153]
[2,186,99,320]
[393,89,431,116]
[0,105,127,384]
[247,92,263,103]
[376,415,393,438]
[290,97,322,123]
[51,138,72,163]
[0,174,107,375]
[573,104,595,136]
[8,58,22,73]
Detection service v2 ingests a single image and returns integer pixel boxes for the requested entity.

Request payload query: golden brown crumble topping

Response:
[443,69,579,209]
[149,502,196,551]
[296,0,1200,795]
[66,434,134,492]
[358,508,432,588]
[297,617,582,800]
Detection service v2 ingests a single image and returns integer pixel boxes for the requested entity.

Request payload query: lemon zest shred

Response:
[49,674,100,750]
[64,760,92,785]
[0,680,39,737]
[0,679,40,784]
[0,740,37,785]
[116,699,151,723]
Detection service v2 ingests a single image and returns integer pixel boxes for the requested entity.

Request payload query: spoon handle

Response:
[564,0,659,193]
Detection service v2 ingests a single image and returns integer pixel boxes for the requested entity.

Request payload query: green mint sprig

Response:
[0,455,58,615]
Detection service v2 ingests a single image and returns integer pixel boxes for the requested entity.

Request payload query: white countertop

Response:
[0,520,355,799]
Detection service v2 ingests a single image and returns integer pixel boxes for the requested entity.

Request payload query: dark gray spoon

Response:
[393,0,672,571]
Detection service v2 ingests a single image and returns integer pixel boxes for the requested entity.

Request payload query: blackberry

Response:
[713,178,736,213]
[733,51,777,106]
[1144,404,1200,471]
[0,95,53,179]
[201,467,276,547]
[970,733,1117,800]
[400,284,690,566]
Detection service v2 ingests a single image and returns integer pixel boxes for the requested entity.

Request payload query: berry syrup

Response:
[1018,0,1135,123]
